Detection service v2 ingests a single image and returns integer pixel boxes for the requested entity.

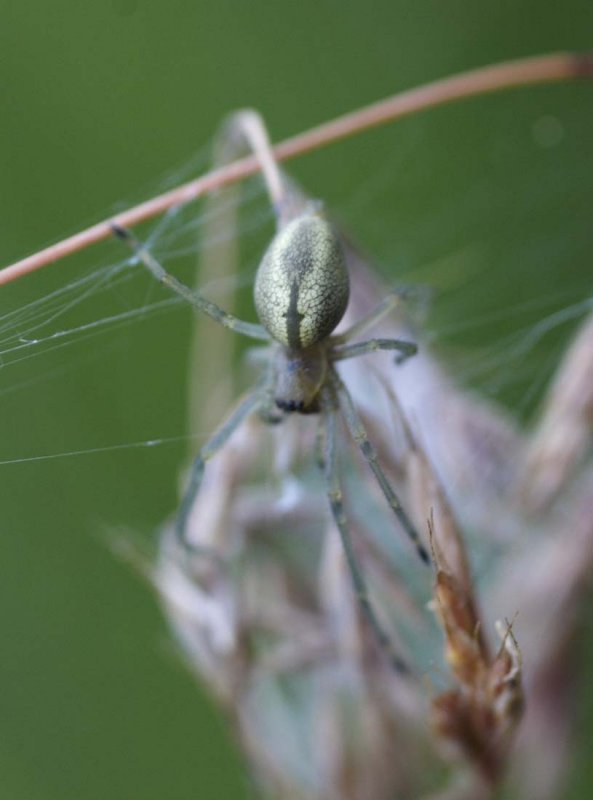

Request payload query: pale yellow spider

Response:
[113,112,427,671]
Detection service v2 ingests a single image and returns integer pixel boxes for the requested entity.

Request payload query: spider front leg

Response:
[111,224,270,342]
[332,337,417,365]
[175,387,263,555]
[318,390,409,673]
[331,290,412,345]
[331,370,429,565]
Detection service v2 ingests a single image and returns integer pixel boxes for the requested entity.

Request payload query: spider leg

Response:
[332,337,417,365]
[111,224,270,342]
[331,292,409,344]
[318,389,409,673]
[176,386,263,554]
[331,369,429,565]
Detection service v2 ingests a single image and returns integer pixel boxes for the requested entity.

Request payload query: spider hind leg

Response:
[332,371,429,565]
[319,389,409,673]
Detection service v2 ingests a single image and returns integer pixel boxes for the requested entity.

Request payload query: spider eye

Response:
[254,214,349,349]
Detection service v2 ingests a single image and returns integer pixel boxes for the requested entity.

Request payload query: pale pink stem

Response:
[1,51,591,287]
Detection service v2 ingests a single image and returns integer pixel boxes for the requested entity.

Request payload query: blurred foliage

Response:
[0,2,592,798]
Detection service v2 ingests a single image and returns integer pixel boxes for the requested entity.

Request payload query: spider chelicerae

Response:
[112,111,427,671]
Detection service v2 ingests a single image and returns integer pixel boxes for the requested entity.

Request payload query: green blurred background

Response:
[1,2,592,798]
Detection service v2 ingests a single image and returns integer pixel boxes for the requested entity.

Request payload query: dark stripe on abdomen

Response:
[286,280,304,349]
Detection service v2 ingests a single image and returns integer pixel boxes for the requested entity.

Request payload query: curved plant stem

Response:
[1,51,591,287]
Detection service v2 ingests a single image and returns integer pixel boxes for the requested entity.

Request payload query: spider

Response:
[112,111,428,671]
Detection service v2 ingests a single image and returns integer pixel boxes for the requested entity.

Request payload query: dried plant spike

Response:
[1,52,591,286]
[10,45,591,800]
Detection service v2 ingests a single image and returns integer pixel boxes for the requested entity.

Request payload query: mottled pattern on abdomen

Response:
[254,214,350,348]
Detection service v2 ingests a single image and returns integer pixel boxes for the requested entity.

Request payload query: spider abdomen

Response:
[254,214,349,349]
